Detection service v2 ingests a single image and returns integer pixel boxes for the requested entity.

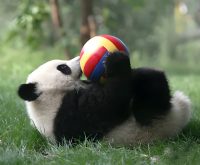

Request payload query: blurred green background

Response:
[0,1,200,164]
[0,0,200,73]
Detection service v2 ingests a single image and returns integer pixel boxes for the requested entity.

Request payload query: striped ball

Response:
[80,34,129,81]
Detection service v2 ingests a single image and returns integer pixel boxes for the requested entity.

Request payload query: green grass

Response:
[0,47,200,165]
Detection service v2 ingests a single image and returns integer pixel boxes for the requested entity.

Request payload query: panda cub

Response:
[18,52,191,145]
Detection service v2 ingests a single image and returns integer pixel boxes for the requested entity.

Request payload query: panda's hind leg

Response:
[131,68,171,125]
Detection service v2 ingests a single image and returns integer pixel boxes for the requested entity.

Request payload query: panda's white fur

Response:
[105,91,191,145]
[19,55,191,145]
[25,57,84,141]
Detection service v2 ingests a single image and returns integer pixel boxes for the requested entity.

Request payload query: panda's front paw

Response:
[104,51,131,78]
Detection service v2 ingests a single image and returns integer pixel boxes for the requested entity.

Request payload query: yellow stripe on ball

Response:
[97,36,118,52]
[82,36,118,53]
[80,52,91,71]
[80,36,119,71]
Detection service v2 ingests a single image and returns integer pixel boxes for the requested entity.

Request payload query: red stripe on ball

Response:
[83,46,107,78]
[101,34,127,52]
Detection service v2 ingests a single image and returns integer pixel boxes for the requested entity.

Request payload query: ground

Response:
[0,47,200,165]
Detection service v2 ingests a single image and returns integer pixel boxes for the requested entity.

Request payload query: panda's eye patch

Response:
[57,64,71,75]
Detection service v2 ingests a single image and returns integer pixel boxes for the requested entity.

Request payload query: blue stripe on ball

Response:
[89,51,110,81]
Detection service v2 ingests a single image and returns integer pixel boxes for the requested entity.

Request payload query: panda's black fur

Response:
[18,52,191,145]
[131,68,171,125]
[18,83,40,101]
[54,53,133,143]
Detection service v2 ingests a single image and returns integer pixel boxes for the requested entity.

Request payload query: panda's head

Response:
[18,56,81,101]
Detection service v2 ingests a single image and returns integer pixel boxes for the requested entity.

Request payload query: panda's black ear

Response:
[18,83,40,101]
